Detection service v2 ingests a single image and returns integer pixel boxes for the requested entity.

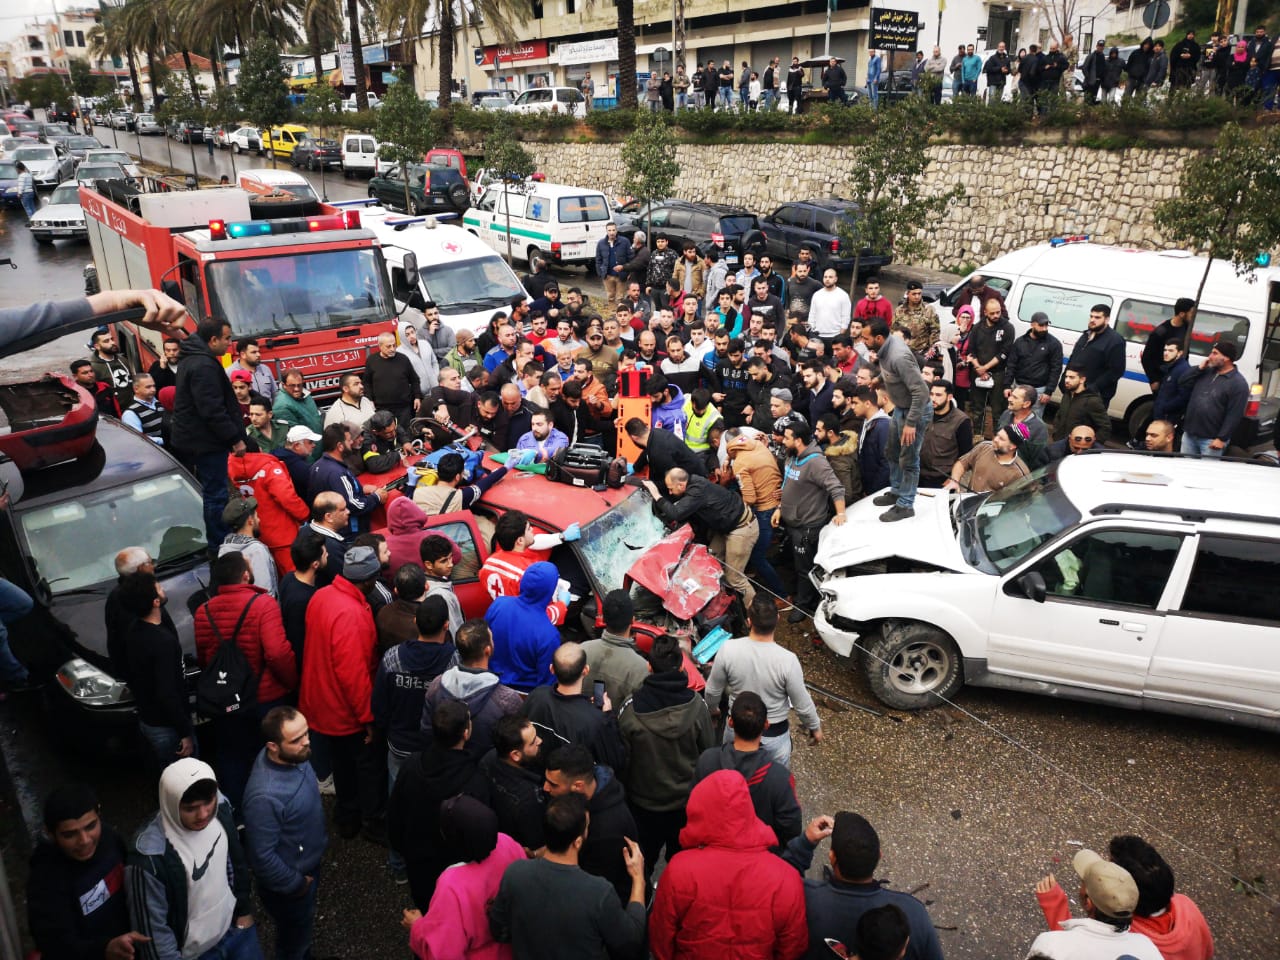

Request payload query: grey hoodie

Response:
[421,664,524,758]
[876,334,930,428]
[780,442,846,527]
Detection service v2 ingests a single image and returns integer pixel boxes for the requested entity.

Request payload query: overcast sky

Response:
[1,2,84,47]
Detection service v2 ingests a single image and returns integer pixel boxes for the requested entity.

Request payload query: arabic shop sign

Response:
[870,8,920,52]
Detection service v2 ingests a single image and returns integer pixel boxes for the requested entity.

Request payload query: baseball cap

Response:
[229,369,253,384]
[1030,312,1051,325]
[221,496,258,528]
[342,545,382,582]
[286,425,322,444]
[1073,849,1140,919]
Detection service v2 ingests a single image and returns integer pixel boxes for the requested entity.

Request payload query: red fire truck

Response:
[80,179,399,398]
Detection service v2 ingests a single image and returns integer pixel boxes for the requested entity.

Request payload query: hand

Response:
[831,513,846,526]
[901,425,916,446]
[944,478,960,491]
[622,837,645,880]
[176,737,195,758]
[364,724,374,746]
[1003,388,1011,398]
[1037,393,1049,404]
[105,931,150,960]
[401,908,423,930]
[1035,874,1057,895]
[641,479,660,498]
[234,914,255,929]
[771,511,781,529]
[231,440,246,455]
[1209,438,1226,450]
[89,289,188,338]
[563,522,581,542]
[601,690,613,712]
[413,397,421,412]
[803,815,835,844]
[809,727,824,744]
[712,392,726,403]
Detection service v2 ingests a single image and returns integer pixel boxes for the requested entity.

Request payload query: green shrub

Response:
[585,107,645,134]
[938,97,1029,142]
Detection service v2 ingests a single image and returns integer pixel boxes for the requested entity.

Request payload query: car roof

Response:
[977,242,1280,314]
[492,181,606,199]
[9,420,183,510]
[1057,451,1280,531]
[475,458,633,527]
[362,211,494,258]
[657,199,753,215]
[240,168,308,185]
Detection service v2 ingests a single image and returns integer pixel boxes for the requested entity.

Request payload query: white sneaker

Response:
[317,774,335,796]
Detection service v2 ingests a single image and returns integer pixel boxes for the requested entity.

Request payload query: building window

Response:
[76,31,85,47]
[566,0,575,12]
[64,30,74,47]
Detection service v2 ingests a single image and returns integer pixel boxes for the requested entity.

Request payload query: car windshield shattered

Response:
[974,467,1082,572]
[576,492,668,594]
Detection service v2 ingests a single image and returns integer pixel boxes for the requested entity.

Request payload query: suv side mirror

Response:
[1011,571,1047,603]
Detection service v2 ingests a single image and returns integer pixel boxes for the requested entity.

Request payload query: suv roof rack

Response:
[1091,503,1280,527]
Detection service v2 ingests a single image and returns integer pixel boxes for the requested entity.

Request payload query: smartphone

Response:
[593,681,605,709]
[824,939,849,960]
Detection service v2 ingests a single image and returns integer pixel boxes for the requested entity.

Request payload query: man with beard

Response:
[515,409,569,463]
[480,715,547,854]
[88,327,135,410]
[242,707,327,960]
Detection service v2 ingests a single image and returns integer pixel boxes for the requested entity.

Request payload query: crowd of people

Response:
[0,250,1240,960]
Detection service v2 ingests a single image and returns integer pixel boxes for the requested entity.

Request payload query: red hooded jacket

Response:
[650,770,807,960]
[194,583,298,705]
[1037,882,1214,960]
[227,451,309,571]
[298,576,376,737]
[385,497,434,574]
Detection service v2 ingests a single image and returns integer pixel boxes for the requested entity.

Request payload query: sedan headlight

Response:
[56,658,131,706]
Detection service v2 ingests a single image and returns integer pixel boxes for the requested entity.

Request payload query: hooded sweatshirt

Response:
[226,451,309,563]
[485,561,561,692]
[650,770,807,960]
[651,384,688,435]
[128,759,251,960]
[373,638,458,753]
[617,669,715,811]
[1037,882,1214,960]
[692,743,802,848]
[422,665,524,759]
[397,319,439,394]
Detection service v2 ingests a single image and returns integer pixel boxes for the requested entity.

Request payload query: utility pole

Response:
[825,0,834,58]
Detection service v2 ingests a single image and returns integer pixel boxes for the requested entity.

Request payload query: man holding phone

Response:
[522,643,625,772]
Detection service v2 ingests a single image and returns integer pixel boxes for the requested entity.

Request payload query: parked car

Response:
[10,143,75,189]
[38,123,76,147]
[74,162,131,185]
[367,162,470,215]
[12,119,42,137]
[470,89,516,107]
[761,199,893,276]
[290,137,342,170]
[135,113,162,135]
[507,86,587,117]
[340,133,381,177]
[226,125,264,154]
[82,149,142,179]
[201,124,235,147]
[62,135,104,162]
[0,160,21,206]
[167,119,203,143]
[108,110,135,131]
[28,180,87,243]
[0,135,38,159]
[262,123,310,160]
[343,92,382,111]
[615,199,765,269]
[812,451,1280,731]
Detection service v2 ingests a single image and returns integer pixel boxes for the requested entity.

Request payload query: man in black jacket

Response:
[1140,297,1195,389]
[27,783,147,960]
[479,715,546,853]
[1080,40,1107,103]
[965,298,1017,437]
[983,44,1012,101]
[822,57,847,102]
[523,642,626,772]
[1003,312,1063,401]
[643,467,757,606]
[1061,303,1126,406]
[624,417,707,497]
[172,318,247,549]
[364,332,421,427]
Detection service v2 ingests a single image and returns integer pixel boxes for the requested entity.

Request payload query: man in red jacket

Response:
[194,552,298,810]
[227,449,310,574]
[649,770,807,960]
[298,544,382,840]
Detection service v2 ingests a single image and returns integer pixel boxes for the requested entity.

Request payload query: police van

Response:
[937,240,1279,451]
[463,180,613,268]
[361,206,527,335]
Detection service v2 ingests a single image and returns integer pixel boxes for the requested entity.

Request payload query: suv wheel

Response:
[1125,397,1153,444]
[738,228,767,258]
[527,245,545,267]
[447,182,470,212]
[232,142,241,154]
[864,620,963,710]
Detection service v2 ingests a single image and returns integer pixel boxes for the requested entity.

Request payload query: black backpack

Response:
[195,594,261,719]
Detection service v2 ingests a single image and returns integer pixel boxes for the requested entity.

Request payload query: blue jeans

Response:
[197,924,264,960]
[386,747,408,871]
[191,449,232,550]
[749,508,786,598]
[258,878,318,960]
[718,87,733,109]
[0,578,33,687]
[139,721,198,769]
[885,405,932,508]
[1181,434,1225,457]
[868,85,880,109]
[722,719,793,767]
[675,92,688,110]
[21,192,36,218]
[1262,70,1279,109]
[762,89,778,111]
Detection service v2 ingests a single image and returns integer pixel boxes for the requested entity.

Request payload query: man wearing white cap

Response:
[1029,848,1164,959]
[277,425,323,502]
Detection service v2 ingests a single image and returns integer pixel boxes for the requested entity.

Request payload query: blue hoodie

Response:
[652,384,688,435]
[486,561,561,692]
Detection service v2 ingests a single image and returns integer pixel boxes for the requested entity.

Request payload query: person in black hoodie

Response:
[523,643,626,772]
[543,744,639,904]
[388,699,491,910]
[479,714,547,854]
[692,691,802,849]
[1124,38,1154,99]
[171,318,248,551]
[616,635,715,880]
[27,783,146,960]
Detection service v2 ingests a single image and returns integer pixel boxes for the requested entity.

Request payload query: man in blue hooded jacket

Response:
[486,561,564,693]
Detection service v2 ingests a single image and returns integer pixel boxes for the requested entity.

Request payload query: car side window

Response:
[1033,529,1182,608]
[666,209,692,231]
[648,207,670,228]
[431,520,481,582]
[1018,283,1113,334]
[1179,535,1280,624]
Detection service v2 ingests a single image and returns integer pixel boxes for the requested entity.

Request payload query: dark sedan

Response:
[368,162,470,215]
[291,137,343,171]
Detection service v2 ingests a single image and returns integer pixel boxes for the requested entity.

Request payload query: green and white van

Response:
[463,181,613,268]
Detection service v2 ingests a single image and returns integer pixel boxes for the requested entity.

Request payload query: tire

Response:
[309,157,318,172]
[289,152,298,168]
[410,196,424,215]
[447,182,470,212]
[1124,396,1153,444]
[738,228,767,258]
[527,245,545,267]
[232,142,241,154]
[863,620,963,711]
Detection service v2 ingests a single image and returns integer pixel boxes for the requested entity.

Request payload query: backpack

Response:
[195,594,261,719]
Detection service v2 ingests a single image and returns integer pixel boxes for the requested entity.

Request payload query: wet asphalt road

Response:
[3,624,1278,960]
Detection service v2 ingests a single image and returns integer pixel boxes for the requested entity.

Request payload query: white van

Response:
[237,168,319,203]
[361,207,527,335]
[938,240,1279,449]
[463,181,613,267]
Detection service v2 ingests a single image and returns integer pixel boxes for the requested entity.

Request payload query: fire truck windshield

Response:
[206,247,393,338]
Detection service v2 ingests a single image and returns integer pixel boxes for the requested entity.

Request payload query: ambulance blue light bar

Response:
[209,210,360,240]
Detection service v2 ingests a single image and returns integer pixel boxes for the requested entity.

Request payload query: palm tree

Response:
[303,0,345,92]
[379,0,531,108]
[615,0,636,107]
[88,2,143,110]
[118,0,167,104]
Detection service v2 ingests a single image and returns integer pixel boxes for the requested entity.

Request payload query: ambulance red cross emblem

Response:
[442,241,460,253]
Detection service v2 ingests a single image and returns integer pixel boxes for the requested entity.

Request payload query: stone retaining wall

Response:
[522,142,1197,270]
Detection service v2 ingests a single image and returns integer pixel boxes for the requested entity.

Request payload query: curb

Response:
[0,697,49,847]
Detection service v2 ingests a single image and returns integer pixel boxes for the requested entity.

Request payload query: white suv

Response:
[812,451,1280,731]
